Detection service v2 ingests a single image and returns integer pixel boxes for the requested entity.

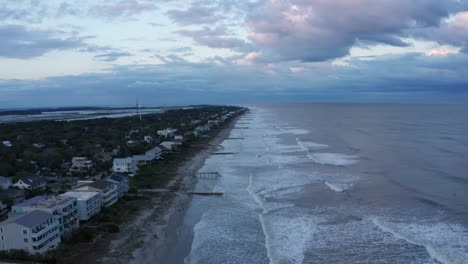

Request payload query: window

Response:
[1,236,3,240]
[24,238,28,243]
[0,227,3,232]
[22,229,27,235]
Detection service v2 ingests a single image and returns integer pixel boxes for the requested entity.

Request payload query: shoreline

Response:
[100,114,241,263]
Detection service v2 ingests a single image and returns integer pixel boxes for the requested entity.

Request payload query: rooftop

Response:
[87,179,114,190]
[62,191,99,201]
[14,195,75,209]
[0,210,53,228]
[113,157,134,163]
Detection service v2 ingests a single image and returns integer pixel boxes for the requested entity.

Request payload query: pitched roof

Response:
[19,176,45,188]
[0,210,53,228]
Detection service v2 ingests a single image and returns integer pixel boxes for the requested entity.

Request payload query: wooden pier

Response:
[195,172,221,179]
[192,172,223,196]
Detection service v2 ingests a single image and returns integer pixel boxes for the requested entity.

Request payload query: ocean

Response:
[166,103,468,264]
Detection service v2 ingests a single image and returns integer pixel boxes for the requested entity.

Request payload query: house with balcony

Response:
[106,173,129,197]
[62,191,100,221]
[0,210,61,254]
[74,180,119,208]
[113,157,138,174]
[12,195,79,235]
[70,157,93,172]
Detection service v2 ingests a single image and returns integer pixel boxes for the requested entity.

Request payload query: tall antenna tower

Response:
[136,98,142,121]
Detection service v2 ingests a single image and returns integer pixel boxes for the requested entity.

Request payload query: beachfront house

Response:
[106,173,129,197]
[113,157,138,174]
[0,176,12,189]
[145,146,163,160]
[62,191,100,221]
[74,180,119,208]
[13,176,47,191]
[70,157,93,172]
[132,154,153,166]
[160,141,178,151]
[194,125,210,134]
[0,210,61,254]
[12,195,79,235]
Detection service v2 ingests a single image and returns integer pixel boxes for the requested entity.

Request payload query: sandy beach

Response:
[99,117,238,264]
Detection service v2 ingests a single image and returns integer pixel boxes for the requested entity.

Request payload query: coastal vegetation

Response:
[0,105,244,263]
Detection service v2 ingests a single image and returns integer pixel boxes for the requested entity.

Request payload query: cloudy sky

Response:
[1,0,468,107]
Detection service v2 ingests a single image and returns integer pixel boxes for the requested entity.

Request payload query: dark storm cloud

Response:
[0,24,86,59]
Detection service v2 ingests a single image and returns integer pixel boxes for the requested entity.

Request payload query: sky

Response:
[0,0,468,107]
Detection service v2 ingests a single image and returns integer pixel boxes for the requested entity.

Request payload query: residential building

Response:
[12,195,79,234]
[160,141,178,151]
[0,176,12,189]
[13,176,46,191]
[157,128,177,138]
[106,173,129,197]
[143,135,154,143]
[113,157,138,174]
[71,157,92,172]
[0,210,61,254]
[145,146,163,160]
[74,180,119,208]
[1,141,12,147]
[62,191,100,221]
[132,154,153,166]
[174,135,184,141]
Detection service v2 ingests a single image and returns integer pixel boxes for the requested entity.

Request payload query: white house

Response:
[0,176,12,189]
[113,157,138,174]
[13,176,47,190]
[74,180,119,208]
[143,135,154,143]
[1,141,12,147]
[71,157,92,172]
[157,128,177,138]
[0,210,61,254]
[62,191,101,221]
[12,195,79,235]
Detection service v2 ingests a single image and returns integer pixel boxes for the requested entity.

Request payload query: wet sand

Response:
[101,120,238,264]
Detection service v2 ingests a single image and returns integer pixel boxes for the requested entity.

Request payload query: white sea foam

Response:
[373,218,468,264]
[296,137,329,150]
[308,153,359,166]
[260,208,318,264]
[325,181,353,192]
